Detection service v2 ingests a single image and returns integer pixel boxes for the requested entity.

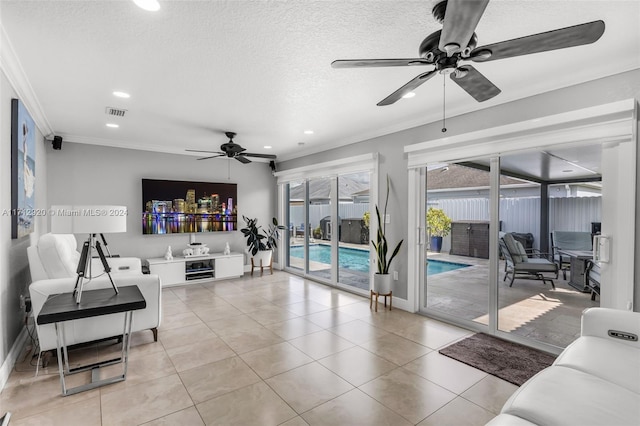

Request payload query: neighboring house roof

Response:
[427,164,529,190]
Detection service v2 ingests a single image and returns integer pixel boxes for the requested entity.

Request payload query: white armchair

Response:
[28,233,161,352]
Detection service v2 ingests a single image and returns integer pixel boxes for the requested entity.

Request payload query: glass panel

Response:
[497,147,600,348]
[423,162,490,325]
[337,171,370,293]
[287,180,305,273]
[307,177,332,283]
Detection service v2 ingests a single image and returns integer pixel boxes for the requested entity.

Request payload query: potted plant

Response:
[371,176,404,294]
[313,226,323,239]
[241,216,285,273]
[426,207,451,253]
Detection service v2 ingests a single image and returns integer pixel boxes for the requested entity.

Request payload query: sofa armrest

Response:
[90,256,141,274]
[581,307,640,348]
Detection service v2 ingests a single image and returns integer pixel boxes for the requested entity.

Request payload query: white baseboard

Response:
[387,296,414,312]
[0,326,28,392]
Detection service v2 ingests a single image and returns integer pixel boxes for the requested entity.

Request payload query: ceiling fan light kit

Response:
[331,0,605,106]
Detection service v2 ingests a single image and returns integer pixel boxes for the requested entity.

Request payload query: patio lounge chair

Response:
[584,259,601,301]
[500,233,558,289]
[551,230,593,279]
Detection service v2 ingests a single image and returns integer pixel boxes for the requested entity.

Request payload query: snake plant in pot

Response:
[372,176,404,294]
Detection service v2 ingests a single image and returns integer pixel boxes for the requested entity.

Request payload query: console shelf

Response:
[146,253,243,287]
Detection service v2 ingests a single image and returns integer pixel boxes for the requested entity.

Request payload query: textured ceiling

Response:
[2,0,639,162]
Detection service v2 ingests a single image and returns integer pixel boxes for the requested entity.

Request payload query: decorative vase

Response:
[430,236,443,253]
[224,242,231,255]
[373,273,392,294]
[164,246,173,260]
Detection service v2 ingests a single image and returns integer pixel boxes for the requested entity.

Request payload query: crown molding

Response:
[0,26,53,137]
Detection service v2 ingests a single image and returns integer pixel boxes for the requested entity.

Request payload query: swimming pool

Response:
[289,244,471,275]
[290,245,370,272]
[426,259,471,275]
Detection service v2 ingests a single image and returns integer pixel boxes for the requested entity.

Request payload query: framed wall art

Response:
[11,98,36,239]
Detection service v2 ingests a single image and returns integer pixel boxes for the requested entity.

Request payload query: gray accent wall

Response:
[279,69,640,308]
[45,143,278,262]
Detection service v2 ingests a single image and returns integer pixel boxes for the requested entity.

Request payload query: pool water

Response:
[289,244,471,275]
[427,259,471,275]
[290,244,370,272]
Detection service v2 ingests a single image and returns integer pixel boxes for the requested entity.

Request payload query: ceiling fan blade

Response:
[186,149,222,154]
[377,69,438,106]
[470,20,605,62]
[235,155,252,164]
[439,0,489,56]
[196,154,225,160]
[332,58,432,68]
[243,153,277,159]
[450,65,500,102]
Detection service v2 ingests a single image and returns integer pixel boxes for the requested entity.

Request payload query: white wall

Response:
[0,69,48,386]
[45,142,277,262]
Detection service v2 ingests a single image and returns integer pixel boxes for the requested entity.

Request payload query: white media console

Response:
[146,252,244,286]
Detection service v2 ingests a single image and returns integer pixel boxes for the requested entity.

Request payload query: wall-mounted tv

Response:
[142,179,237,234]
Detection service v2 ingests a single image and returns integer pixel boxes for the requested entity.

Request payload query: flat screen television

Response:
[142,178,237,234]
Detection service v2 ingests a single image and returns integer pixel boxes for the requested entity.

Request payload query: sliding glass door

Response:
[307,176,333,283]
[423,161,491,326]
[282,167,372,296]
[418,136,632,352]
[337,171,371,292]
[287,179,306,273]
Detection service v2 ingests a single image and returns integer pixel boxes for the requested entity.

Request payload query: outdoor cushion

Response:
[503,233,524,263]
[514,241,528,263]
[519,258,556,272]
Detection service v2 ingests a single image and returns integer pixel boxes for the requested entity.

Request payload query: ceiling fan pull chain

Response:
[442,76,447,133]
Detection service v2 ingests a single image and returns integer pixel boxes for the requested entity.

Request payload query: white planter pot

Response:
[252,250,273,267]
[373,273,392,294]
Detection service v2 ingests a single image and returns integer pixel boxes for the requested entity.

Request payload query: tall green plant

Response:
[426,207,452,237]
[241,216,285,256]
[372,176,404,274]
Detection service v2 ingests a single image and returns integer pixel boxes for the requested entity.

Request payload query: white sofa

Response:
[28,233,162,352]
[487,308,640,425]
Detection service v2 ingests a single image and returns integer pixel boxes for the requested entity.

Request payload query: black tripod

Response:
[73,233,119,304]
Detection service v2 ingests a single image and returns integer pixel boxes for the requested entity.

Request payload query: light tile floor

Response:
[1,271,518,425]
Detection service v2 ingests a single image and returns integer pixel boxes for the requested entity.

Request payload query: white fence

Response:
[431,196,601,250]
[289,203,369,232]
[289,196,601,250]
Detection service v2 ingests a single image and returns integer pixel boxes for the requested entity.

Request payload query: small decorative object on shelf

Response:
[164,246,173,260]
[224,242,231,255]
[184,243,209,257]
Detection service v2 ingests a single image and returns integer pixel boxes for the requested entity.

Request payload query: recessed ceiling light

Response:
[562,169,573,173]
[298,142,305,146]
[133,0,160,12]
[106,123,119,128]
[303,130,314,135]
[402,92,416,99]
[113,91,130,98]
[264,145,272,149]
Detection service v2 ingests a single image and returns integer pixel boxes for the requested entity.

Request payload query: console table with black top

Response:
[37,286,146,396]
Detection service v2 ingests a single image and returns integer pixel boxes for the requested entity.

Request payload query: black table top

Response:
[37,285,146,325]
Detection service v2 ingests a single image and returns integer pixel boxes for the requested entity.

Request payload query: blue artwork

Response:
[12,99,36,239]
